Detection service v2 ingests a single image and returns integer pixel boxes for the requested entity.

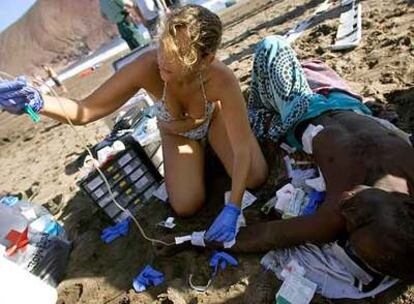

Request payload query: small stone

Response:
[399,36,411,47]
[367,58,379,69]
[391,8,404,17]
[380,37,397,47]
[362,20,372,29]
[315,46,325,56]
[380,72,396,84]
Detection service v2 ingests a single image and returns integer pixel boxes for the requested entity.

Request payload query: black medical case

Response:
[79,135,163,223]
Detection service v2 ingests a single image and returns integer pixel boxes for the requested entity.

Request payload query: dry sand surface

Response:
[1,0,413,303]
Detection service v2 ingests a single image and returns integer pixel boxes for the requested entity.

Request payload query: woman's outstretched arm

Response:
[40,51,155,125]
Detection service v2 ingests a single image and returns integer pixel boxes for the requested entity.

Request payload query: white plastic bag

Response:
[0,196,71,286]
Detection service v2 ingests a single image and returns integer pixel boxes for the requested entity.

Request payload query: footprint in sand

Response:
[57,283,83,304]
[243,271,281,303]
[380,72,397,84]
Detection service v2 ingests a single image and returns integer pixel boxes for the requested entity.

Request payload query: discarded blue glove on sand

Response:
[205,203,241,243]
[101,218,131,243]
[210,251,238,276]
[133,265,165,292]
[0,77,44,114]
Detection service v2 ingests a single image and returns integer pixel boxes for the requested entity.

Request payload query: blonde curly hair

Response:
[159,4,223,70]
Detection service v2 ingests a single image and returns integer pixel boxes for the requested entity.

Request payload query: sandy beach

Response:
[1,0,413,303]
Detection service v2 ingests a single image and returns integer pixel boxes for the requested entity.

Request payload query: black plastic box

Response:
[79,136,163,223]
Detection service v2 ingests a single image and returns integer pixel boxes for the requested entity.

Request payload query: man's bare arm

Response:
[227,201,345,253]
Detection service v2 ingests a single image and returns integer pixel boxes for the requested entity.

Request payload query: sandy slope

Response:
[0,0,117,75]
[0,0,413,303]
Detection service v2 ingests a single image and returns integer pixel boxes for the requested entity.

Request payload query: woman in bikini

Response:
[0,5,268,243]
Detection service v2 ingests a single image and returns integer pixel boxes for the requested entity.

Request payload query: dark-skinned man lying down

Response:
[155,36,414,286]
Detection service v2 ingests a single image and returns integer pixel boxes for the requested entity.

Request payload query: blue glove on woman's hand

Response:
[205,203,241,243]
[0,77,44,114]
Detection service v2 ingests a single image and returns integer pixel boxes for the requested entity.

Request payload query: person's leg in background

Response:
[117,19,140,50]
[248,35,315,143]
[117,18,151,50]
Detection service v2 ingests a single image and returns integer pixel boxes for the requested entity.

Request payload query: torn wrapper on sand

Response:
[261,243,398,299]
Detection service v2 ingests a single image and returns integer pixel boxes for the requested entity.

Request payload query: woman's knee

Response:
[246,165,268,189]
[169,192,205,217]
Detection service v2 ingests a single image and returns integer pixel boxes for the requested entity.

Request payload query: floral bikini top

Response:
[155,75,215,141]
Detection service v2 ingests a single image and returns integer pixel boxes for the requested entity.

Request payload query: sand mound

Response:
[0,0,117,75]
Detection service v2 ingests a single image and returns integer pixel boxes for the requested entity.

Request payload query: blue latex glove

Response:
[302,190,325,216]
[205,203,241,243]
[101,218,131,243]
[0,77,44,114]
[133,265,165,293]
[210,251,238,276]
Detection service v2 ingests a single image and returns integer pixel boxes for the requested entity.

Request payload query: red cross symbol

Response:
[5,227,29,256]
